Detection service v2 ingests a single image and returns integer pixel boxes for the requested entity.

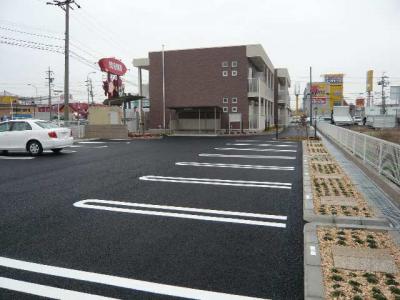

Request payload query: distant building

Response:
[133,44,291,133]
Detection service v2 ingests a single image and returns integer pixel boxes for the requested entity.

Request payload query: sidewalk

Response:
[319,133,400,229]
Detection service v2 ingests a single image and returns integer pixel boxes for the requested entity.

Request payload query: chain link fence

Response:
[318,122,400,187]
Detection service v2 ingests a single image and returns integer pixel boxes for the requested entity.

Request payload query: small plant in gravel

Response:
[332,283,341,289]
[363,272,379,284]
[353,296,363,300]
[386,278,399,286]
[352,286,362,293]
[337,235,347,241]
[354,237,365,244]
[349,280,361,287]
[349,272,358,277]
[337,230,346,235]
[331,290,345,298]
[352,207,359,212]
[372,287,387,300]
[331,268,339,273]
[368,240,378,249]
[337,239,347,246]
[386,273,395,279]
[390,286,400,295]
[331,274,343,281]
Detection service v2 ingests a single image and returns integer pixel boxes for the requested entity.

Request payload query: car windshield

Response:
[35,121,59,129]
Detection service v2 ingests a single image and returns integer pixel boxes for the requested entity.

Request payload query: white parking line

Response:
[176,162,295,171]
[235,140,295,144]
[199,154,296,160]
[226,143,295,147]
[139,175,292,189]
[79,141,106,144]
[215,147,296,153]
[0,277,117,300]
[0,257,269,299]
[0,156,35,160]
[68,145,82,148]
[76,199,287,221]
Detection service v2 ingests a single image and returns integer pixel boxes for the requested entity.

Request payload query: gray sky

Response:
[1,0,399,107]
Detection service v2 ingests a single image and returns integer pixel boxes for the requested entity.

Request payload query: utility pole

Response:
[377,73,389,115]
[294,82,300,115]
[89,80,94,104]
[309,66,313,126]
[162,44,166,133]
[46,67,54,121]
[85,71,95,106]
[46,0,80,122]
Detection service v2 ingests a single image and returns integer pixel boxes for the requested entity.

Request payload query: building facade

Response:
[133,44,291,133]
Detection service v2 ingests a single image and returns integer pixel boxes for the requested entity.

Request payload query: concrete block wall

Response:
[85,125,128,139]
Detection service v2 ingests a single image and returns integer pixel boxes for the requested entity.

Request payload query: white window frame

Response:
[222,70,228,77]
[231,106,238,113]
[231,61,238,68]
[231,70,237,77]
[223,106,228,113]
[222,61,229,68]
[223,97,228,104]
[232,97,237,103]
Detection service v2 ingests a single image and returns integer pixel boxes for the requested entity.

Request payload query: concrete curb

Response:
[302,141,390,228]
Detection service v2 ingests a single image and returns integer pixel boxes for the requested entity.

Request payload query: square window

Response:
[231,61,238,67]
[232,70,237,77]
[232,107,238,113]
[223,107,228,113]
[222,70,228,77]
[232,97,237,103]
[223,97,228,103]
[222,61,229,68]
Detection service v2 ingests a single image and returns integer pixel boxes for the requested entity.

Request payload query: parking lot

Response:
[0,135,303,299]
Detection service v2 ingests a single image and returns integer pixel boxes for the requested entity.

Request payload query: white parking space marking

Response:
[199,153,296,160]
[0,257,269,299]
[92,145,108,149]
[235,140,295,144]
[0,156,35,160]
[176,162,295,171]
[226,143,295,147]
[0,277,117,300]
[215,147,296,153]
[76,199,287,221]
[43,150,77,154]
[139,175,292,189]
[79,141,106,144]
[75,200,286,228]
[68,145,82,148]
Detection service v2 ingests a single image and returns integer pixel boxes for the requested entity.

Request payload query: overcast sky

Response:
[1,0,399,107]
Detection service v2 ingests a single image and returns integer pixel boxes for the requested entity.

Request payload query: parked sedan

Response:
[0,119,73,156]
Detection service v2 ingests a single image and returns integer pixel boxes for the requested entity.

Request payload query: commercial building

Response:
[133,44,291,133]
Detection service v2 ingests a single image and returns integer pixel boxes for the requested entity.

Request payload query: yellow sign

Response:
[366,70,373,92]
[0,96,17,104]
[324,74,344,110]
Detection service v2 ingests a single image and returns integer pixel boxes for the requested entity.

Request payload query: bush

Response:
[391,286,400,295]
[386,278,399,286]
[349,280,361,287]
[331,274,343,281]
[353,296,362,300]
[331,290,345,297]
[363,273,379,284]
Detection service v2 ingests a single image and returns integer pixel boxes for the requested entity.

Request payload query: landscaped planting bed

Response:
[306,140,374,217]
[318,226,400,300]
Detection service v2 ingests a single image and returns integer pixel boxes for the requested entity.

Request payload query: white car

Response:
[0,119,73,156]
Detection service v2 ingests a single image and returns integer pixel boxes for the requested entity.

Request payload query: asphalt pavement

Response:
[0,133,304,299]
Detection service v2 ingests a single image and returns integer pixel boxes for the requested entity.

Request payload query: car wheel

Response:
[27,141,43,156]
[51,148,63,154]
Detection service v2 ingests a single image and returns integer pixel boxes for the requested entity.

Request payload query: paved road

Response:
[0,134,304,299]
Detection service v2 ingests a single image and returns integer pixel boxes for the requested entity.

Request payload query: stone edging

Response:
[302,141,390,227]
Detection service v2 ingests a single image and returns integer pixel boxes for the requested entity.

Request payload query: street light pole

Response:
[162,44,166,133]
[86,71,96,106]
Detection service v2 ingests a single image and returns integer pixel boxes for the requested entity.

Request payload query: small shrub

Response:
[352,286,362,293]
[354,238,364,244]
[349,272,357,277]
[331,274,343,281]
[353,296,362,300]
[385,273,395,279]
[349,280,361,287]
[337,240,347,246]
[367,234,375,239]
[337,230,346,235]
[331,268,339,273]
[331,290,345,297]
[386,278,399,286]
[337,236,346,241]
[332,283,341,289]
[391,286,400,295]
[363,273,379,284]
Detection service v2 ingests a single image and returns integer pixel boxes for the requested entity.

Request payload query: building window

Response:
[223,107,228,113]
[232,107,238,113]
[231,61,238,67]
[222,70,228,77]
[232,97,237,103]
[222,61,229,68]
[232,70,237,77]
[223,97,228,103]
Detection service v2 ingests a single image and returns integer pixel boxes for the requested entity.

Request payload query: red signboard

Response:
[98,58,127,76]
[356,98,365,108]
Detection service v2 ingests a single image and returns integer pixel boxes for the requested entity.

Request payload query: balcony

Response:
[248,78,269,99]
[278,90,290,106]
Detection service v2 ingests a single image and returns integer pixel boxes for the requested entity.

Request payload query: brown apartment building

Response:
[133,44,291,133]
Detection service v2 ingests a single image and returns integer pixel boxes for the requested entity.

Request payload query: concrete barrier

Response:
[85,125,128,139]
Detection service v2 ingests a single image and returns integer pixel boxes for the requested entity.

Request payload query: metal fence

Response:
[318,122,400,187]
[62,121,85,139]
